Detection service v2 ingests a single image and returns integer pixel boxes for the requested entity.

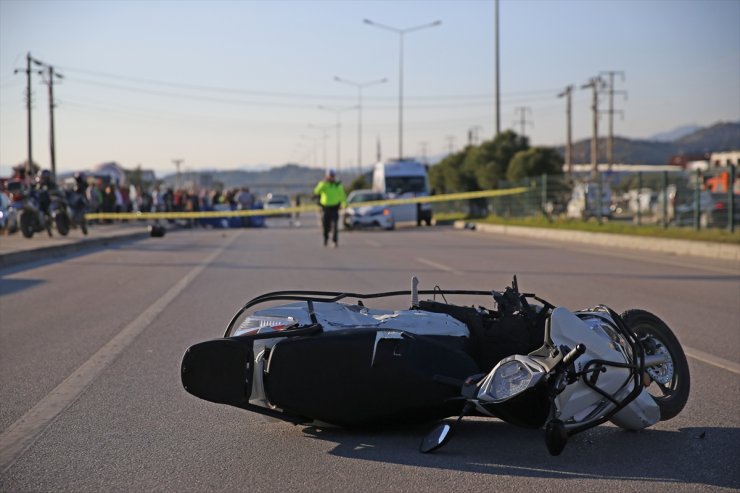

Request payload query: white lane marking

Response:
[416,257,463,275]
[684,346,740,375]
[0,232,241,473]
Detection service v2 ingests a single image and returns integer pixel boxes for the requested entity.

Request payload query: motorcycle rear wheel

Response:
[621,309,690,421]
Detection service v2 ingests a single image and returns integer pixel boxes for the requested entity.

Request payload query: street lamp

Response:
[334,76,387,175]
[308,124,333,171]
[317,105,356,173]
[363,18,441,160]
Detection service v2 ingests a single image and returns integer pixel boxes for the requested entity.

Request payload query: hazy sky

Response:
[1,0,738,176]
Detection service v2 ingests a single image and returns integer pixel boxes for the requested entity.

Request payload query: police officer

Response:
[313,169,346,247]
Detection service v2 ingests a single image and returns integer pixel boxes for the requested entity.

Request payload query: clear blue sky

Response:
[1,0,738,176]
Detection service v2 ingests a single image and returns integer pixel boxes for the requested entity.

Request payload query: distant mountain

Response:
[558,121,739,165]
[160,163,330,195]
[649,124,702,142]
[673,121,740,152]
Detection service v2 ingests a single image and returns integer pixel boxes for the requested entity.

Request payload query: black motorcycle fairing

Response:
[263,328,479,427]
[181,337,255,407]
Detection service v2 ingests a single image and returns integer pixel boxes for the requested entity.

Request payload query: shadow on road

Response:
[0,278,46,296]
[301,421,739,489]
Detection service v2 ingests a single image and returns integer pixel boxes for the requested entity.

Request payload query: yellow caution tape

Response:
[84,187,530,221]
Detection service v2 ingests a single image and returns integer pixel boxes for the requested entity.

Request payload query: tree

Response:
[348,173,370,193]
[507,147,564,182]
[475,130,530,189]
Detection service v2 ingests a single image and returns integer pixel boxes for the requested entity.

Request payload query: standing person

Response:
[313,169,346,247]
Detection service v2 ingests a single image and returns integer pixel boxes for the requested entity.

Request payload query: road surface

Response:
[1,219,738,491]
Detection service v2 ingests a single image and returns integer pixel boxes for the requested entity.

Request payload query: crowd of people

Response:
[82,182,258,217]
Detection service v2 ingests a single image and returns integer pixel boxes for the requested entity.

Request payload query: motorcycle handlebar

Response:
[562,344,586,366]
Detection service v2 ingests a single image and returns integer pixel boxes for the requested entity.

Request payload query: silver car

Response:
[343,190,395,230]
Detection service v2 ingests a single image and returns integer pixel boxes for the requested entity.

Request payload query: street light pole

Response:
[364,18,441,160]
[172,158,183,190]
[318,105,356,173]
[334,76,387,175]
[309,124,333,171]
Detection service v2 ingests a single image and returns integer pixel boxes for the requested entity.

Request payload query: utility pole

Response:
[558,85,574,178]
[581,77,604,178]
[599,70,626,172]
[494,0,501,136]
[39,64,64,182]
[172,159,183,190]
[513,107,532,138]
[14,53,35,176]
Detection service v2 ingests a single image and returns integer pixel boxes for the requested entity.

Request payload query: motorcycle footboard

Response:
[263,329,479,427]
[181,338,254,407]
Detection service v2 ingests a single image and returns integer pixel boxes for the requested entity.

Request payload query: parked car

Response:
[263,193,291,218]
[651,183,740,228]
[343,189,394,230]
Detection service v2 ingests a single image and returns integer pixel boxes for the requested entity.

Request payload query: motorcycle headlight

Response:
[234,315,297,337]
[478,356,545,403]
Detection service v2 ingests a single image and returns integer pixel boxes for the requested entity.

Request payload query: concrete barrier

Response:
[454,221,740,262]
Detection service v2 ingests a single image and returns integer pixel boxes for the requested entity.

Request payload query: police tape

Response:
[84,187,530,221]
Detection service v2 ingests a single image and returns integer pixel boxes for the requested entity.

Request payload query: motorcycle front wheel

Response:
[621,309,690,421]
[20,211,34,238]
[55,213,70,236]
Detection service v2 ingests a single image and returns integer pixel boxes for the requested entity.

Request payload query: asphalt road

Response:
[1,218,739,492]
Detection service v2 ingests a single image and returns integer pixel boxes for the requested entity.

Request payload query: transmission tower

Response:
[513,107,532,138]
[599,71,626,171]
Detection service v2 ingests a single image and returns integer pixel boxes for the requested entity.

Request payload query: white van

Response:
[372,159,433,225]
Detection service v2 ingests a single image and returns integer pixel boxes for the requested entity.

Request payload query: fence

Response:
[432,166,738,232]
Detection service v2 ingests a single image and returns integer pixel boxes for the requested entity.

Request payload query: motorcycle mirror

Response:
[419,423,452,454]
[545,419,568,456]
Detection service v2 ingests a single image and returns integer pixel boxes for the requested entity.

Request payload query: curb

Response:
[454,221,740,262]
[0,230,151,269]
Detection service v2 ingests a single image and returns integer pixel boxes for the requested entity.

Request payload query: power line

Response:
[58,64,562,102]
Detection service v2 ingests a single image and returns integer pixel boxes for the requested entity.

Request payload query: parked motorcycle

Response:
[49,190,71,236]
[65,190,88,235]
[19,189,53,238]
[181,277,690,455]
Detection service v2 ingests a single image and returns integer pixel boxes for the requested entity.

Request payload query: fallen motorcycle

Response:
[181,277,690,455]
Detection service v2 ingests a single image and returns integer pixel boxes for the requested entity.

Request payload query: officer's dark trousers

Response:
[321,205,340,245]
